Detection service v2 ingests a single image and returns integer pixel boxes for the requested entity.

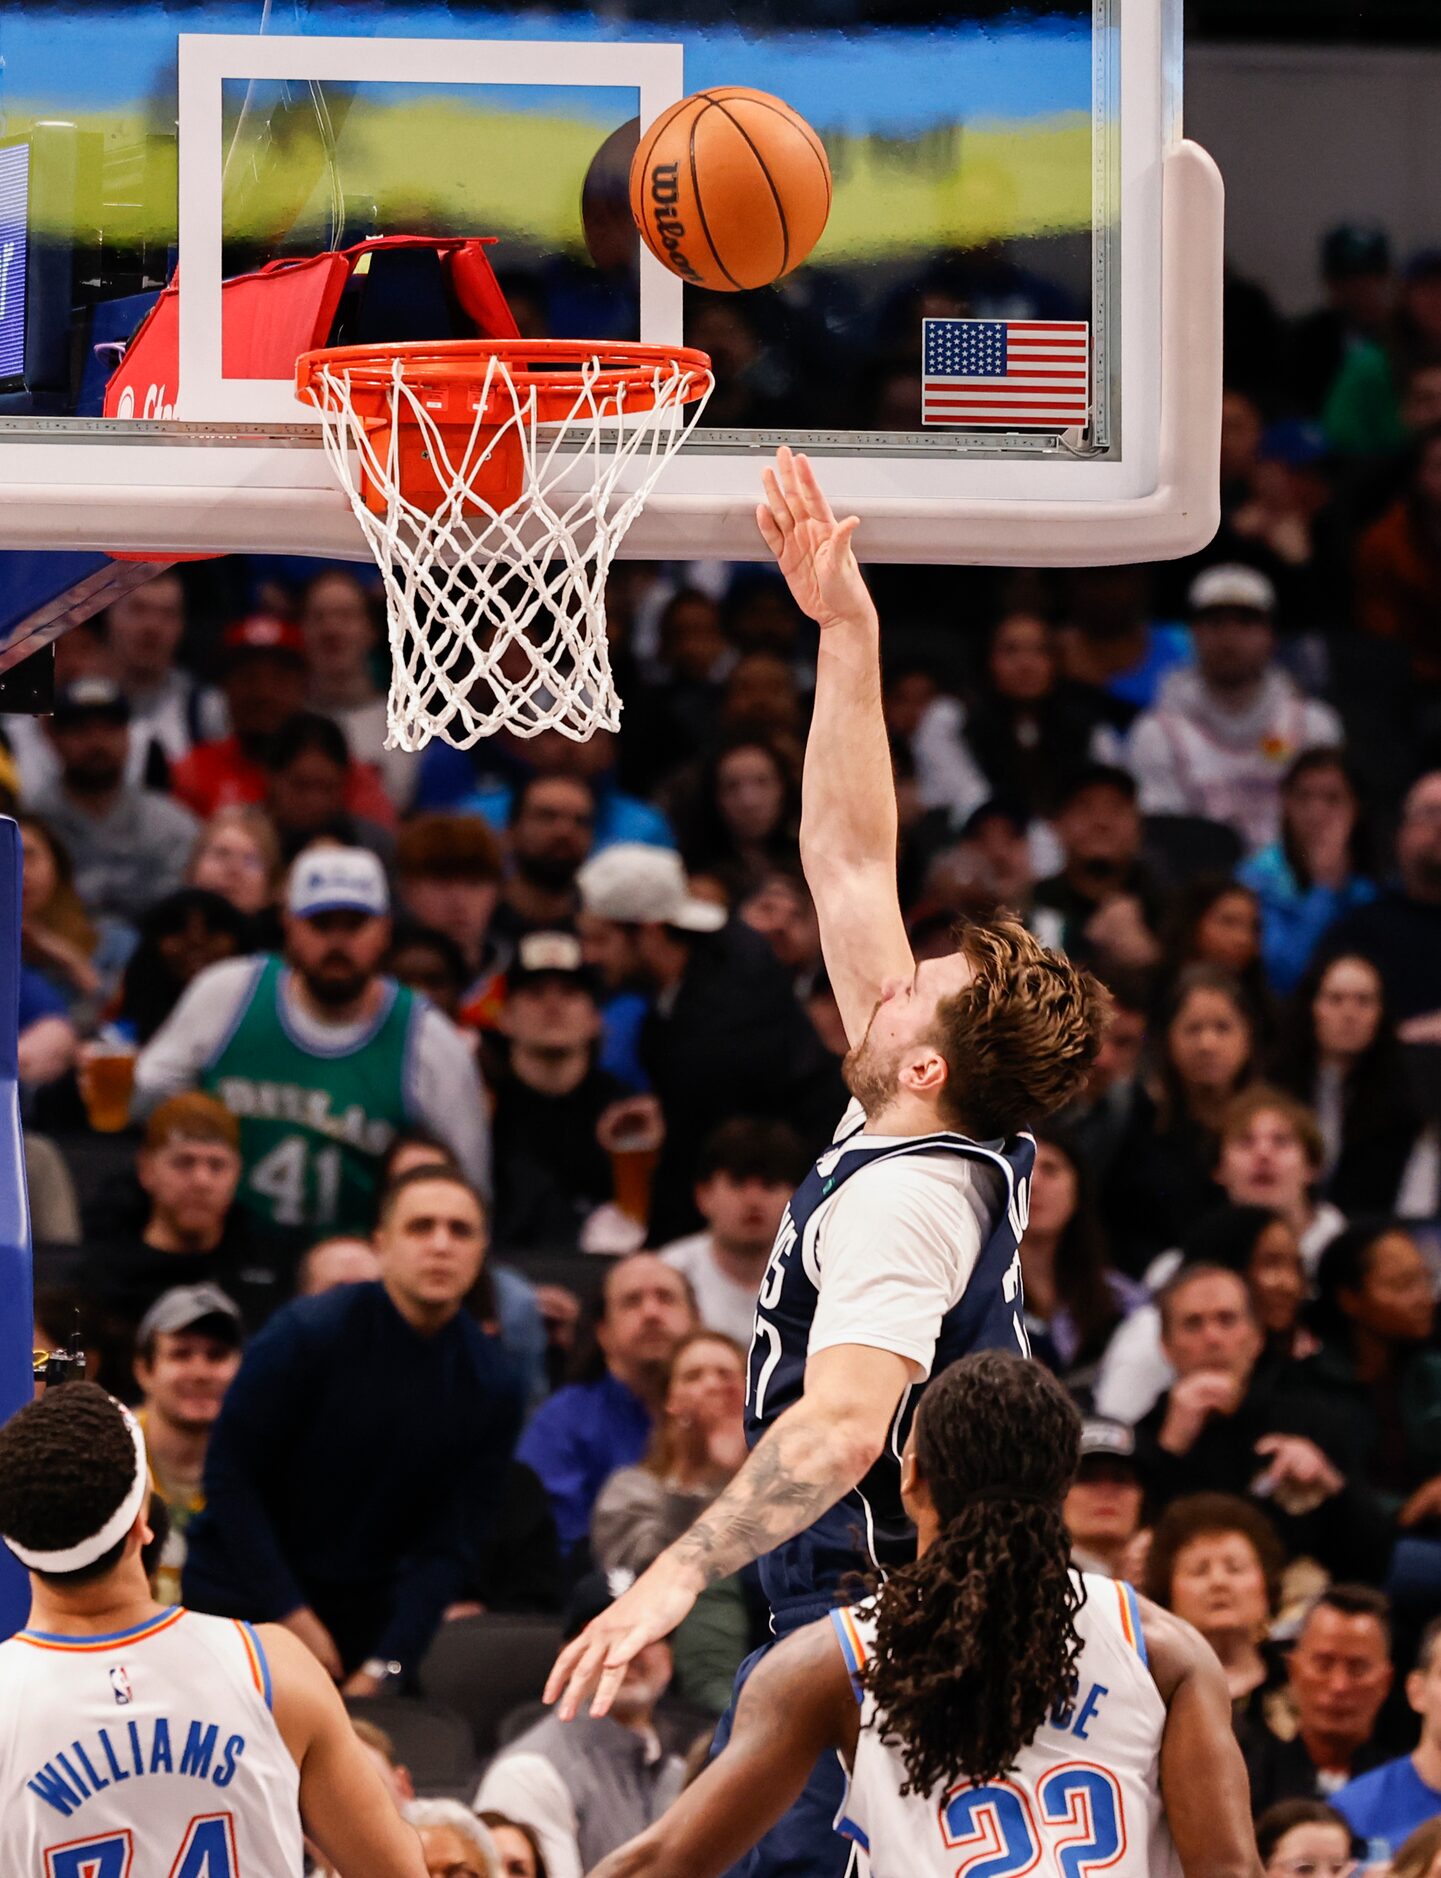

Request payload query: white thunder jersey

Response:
[0,1605,304,1877]
[830,1572,1181,1878]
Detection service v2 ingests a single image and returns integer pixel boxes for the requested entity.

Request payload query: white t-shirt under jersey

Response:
[805,1100,1005,1378]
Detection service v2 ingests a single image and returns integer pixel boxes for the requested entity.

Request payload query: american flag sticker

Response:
[922,318,1091,430]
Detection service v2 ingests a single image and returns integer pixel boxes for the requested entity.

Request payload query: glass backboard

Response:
[0,0,1220,564]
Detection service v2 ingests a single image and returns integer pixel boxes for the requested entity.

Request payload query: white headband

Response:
[4,1404,150,1574]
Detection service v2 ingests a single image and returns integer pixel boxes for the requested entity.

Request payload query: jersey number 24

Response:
[942,1764,1125,1878]
[47,1814,238,1878]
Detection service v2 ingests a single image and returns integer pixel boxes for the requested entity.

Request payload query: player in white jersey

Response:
[0,1380,426,1877]
[591,1352,1263,1878]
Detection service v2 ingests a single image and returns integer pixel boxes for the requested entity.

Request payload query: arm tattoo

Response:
[669,1410,860,1589]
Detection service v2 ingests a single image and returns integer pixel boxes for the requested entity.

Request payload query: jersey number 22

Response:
[942,1765,1125,1878]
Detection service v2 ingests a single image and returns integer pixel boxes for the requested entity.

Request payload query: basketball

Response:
[629,88,832,293]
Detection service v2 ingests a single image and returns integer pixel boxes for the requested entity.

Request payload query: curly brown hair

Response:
[861,1351,1084,1796]
[1145,1492,1285,1615]
[932,914,1111,1136]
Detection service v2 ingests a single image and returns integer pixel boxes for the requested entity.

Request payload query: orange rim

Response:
[296,337,713,423]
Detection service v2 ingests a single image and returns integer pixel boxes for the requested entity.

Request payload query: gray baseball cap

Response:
[136,1284,243,1348]
[1078,1418,1138,1468]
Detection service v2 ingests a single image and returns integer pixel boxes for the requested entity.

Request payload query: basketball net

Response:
[298,343,714,749]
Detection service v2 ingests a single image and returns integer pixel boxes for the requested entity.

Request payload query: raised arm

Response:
[757,447,914,1044]
[1142,1598,1264,1878]
[587,1618,857,1878]
[545,1342,914,1720]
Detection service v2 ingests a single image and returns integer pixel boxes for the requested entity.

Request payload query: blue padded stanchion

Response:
[0,817,33,1638]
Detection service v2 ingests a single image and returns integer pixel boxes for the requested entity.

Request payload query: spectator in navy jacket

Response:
[517,1253,697,1561]
[182,1165,524,1691]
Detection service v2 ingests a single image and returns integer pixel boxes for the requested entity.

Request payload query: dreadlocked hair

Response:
[861,1351,1084,1797]
[0,1382,137,1585]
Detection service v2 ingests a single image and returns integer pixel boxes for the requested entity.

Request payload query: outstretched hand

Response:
[756,445,872,631]
[543,1552,702,1721]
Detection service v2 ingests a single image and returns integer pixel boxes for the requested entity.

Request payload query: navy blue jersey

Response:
[745,1105,1034,1621]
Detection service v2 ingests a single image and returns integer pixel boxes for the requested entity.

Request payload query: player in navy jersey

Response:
[590,1353,1261,1878]
[549,451,1108,1875]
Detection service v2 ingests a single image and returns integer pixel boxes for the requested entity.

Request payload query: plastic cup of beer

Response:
[79,1040,138,1133]
[599,1099,664,1228]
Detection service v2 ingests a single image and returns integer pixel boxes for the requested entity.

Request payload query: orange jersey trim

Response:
[234,1620,265,1697]
[15,1607,186,1653]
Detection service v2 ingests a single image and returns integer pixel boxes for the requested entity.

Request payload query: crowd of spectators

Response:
[13,218,1441,1874]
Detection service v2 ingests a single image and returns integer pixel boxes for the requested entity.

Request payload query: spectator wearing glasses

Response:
[1335,1615,1441,1867]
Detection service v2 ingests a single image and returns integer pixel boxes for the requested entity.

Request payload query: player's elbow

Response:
[823,1409,890,1485]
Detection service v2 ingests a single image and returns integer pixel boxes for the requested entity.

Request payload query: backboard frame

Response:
[0,4,1222,570]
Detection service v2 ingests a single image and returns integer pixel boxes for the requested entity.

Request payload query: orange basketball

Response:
[629,88,831,293]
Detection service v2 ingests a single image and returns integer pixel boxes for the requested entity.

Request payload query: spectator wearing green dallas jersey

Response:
[133,846,490,1250]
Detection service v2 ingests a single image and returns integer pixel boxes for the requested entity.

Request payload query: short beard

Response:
[301,965,369,1008]
[517,851,580,893]
[842,1034,901,1116]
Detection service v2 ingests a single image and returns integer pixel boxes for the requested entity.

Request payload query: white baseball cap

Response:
[287,846,390,920]
[1188,564,1277,617]
[577,844,726,933]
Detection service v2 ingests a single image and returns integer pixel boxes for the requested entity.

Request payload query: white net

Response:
[304,346,713,749]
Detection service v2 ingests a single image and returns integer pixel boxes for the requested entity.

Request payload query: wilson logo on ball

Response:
[648,164,703,285]
[629,87,831,294]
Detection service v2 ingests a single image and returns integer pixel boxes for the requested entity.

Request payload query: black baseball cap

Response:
[509,931,598,996]
[51,676,130,727]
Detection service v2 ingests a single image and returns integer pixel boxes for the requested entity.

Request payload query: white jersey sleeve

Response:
[807,1154,997,1376]
[132,956,264,1116]
[408,1002,494,1201]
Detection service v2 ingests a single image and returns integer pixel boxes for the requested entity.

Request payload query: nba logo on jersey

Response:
[107,1666,132,1706]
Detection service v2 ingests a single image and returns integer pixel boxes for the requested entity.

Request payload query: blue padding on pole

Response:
[0,549,113,652]
[0,818,33,1638]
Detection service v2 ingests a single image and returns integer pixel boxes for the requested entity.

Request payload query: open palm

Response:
[756,445,871,630]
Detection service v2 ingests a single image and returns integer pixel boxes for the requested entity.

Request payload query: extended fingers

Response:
[558,1639,609,1721]
[761,464,799,537]
[792,449,839,527]
[755,501,784,556]
[589,1658,629,1720]
[543,1634,586,1707]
